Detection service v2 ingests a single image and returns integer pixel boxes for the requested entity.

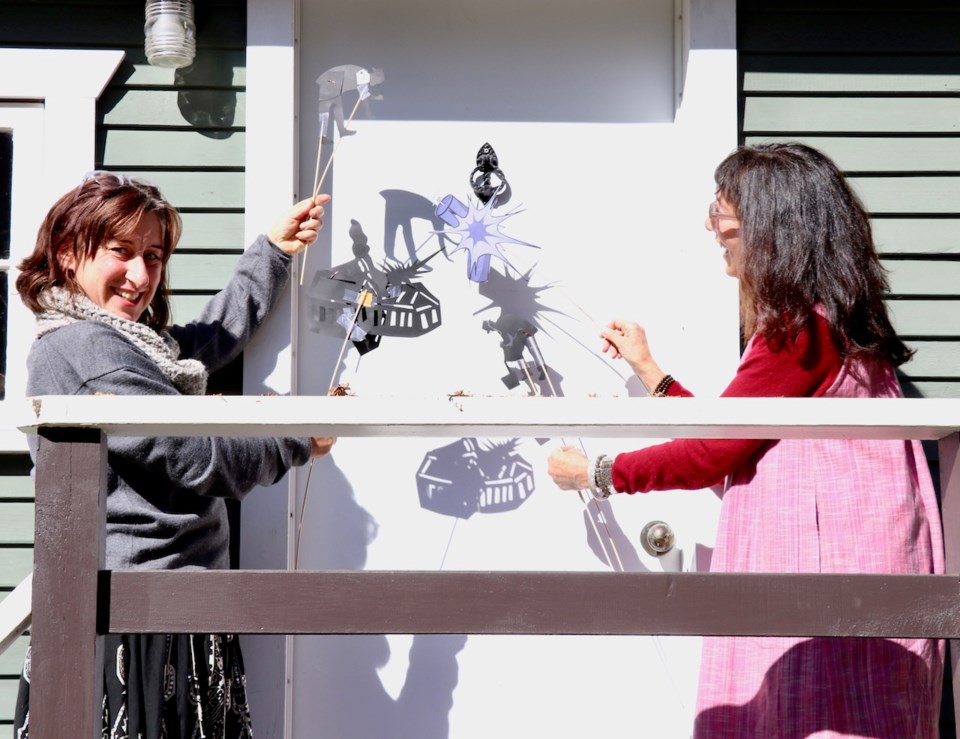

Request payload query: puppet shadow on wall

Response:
[307,218,442,363]
[297,459,468,739]
[416,438,534,519]
[380,189,453,265]
[175,55,238,139]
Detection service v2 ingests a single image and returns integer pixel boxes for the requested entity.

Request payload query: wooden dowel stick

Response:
[301,94,366,286]
[328,295,367,393]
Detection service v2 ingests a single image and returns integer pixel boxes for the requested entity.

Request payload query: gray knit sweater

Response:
[26,235,312,570]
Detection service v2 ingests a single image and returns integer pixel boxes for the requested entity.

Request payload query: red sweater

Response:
[612,313,843,493]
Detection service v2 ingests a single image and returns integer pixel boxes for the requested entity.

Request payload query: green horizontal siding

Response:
[744,136,960,174]
[0,550,32,590]
[903,341,960,377]
[168,252,241,291]
[901,341,960,378]
[101,90,246,128]
[170,294,217,324]
[847,177,960,215]
[0,678,19,721]
[871,220,960,255]
[888,301,960,337]
[744,97,960,134]
[0,477,32,501]
[0,506,33,546]
[903,380,960,398]
[101,171,244,211]
[178,213,246,251]
[744,68,960,94]
[102,130,245,169]
[0,636,27,677]
[116,51,246,88]
[884,261,960,296]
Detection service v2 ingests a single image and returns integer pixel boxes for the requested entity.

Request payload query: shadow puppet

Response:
[380,189,452,265]
[416,438,534,519]
[297,459,467,739]
[476,266,631,395]
[307,219,442,360]
[694,636,941,738]
[175,54,239,139]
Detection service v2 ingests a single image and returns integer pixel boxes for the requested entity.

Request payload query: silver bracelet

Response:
[590,454,614,500]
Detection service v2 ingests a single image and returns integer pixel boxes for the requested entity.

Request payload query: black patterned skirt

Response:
[14,633,254,739]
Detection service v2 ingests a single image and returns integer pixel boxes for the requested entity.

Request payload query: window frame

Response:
[0,49,124,451]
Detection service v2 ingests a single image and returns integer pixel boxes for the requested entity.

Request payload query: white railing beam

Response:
[18,395,960,441]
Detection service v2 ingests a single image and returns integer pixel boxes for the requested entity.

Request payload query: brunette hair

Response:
[714,143,912,366]
[16,172,182,331]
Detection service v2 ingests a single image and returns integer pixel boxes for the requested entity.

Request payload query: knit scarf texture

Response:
[36,287,208,396]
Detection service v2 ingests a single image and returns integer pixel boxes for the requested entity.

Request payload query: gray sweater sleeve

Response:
[27,321,312,499]
[169,234,292,372]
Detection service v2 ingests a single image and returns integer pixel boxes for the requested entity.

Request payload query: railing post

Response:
[31,427,107,739]
[939,431,960,734]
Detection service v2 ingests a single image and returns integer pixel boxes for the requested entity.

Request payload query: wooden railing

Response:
[17,394,960,738]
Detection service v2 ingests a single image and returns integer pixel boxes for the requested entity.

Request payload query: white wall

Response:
[244,1,738,736]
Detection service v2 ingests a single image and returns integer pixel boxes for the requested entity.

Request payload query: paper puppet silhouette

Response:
[317,64,385,142]
[434,144,535,282]
[416,438,534,519]
[307,219,441,355]
[434,193,536,282]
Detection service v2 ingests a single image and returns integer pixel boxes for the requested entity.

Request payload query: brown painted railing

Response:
[18,394,960,738]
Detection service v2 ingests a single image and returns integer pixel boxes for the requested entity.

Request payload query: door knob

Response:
[640,520,675,556]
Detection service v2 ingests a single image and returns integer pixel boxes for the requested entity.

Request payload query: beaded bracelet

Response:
[590,454,614,500]
[651,373,675,397]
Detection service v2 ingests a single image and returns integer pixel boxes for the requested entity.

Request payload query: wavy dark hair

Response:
[16,172,181,332]
[715,142,912,366]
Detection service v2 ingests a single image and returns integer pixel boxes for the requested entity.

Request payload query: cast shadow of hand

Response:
[298,459,469,739]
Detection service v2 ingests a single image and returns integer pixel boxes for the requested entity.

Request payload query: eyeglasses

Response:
[708,202,739,232]
[79,170,160,191]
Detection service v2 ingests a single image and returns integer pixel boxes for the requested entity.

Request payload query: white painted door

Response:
[246,1,739,736]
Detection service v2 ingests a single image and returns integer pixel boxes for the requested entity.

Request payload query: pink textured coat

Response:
[694,340,945,738]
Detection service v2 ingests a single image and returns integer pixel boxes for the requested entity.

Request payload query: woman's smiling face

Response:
[61,211,166,322]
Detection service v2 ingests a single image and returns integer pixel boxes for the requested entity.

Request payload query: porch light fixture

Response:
[144,0,196,69]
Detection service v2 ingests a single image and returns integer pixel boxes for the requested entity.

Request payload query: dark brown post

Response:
[31,428,107,739]
[938,432,960,733]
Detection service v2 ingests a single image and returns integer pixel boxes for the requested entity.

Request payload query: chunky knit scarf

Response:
[36,287,208,395]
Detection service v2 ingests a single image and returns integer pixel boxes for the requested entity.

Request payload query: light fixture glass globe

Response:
[144,0,196,69]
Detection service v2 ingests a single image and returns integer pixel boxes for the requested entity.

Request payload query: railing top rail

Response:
[17,394,960,440]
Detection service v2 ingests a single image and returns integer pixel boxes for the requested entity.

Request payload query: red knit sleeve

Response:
[611,314,842,493]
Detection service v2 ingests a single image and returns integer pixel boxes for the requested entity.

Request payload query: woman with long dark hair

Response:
[549,143,943,738]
